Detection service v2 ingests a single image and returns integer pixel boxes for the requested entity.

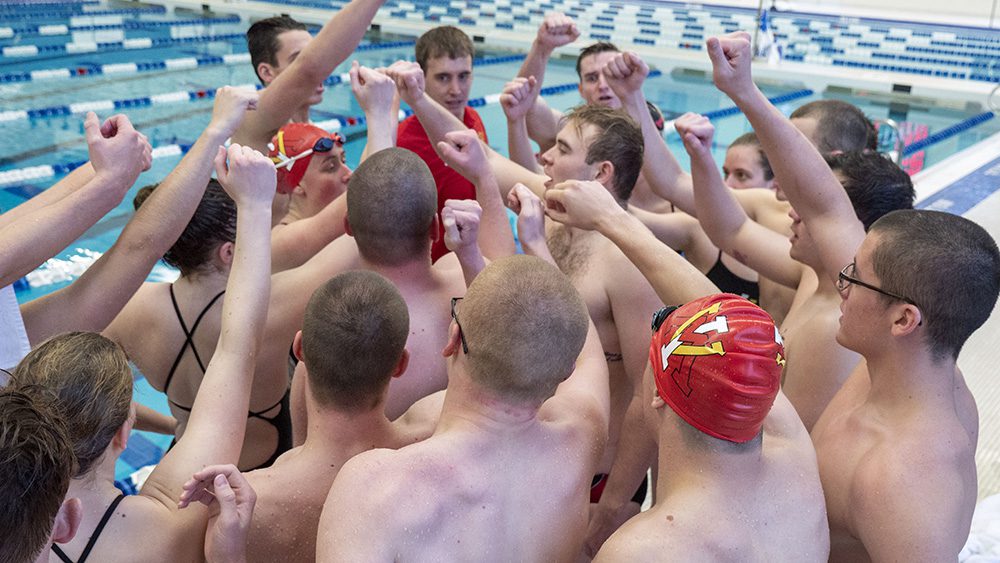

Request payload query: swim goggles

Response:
[270,130,345,171]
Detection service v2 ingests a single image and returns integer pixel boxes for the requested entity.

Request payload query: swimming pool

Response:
[3,0,998,483]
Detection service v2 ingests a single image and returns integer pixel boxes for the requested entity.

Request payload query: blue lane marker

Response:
[917,155,1000,216]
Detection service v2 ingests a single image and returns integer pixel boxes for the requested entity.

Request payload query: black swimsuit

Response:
[165,285,293,470]
[705,250,760,304]
[51,494,125,563]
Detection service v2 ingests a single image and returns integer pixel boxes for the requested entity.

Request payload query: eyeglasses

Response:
[651,306,679,333]
[837,262,917,306]
[270,131,345,171]
[451,297,469,355]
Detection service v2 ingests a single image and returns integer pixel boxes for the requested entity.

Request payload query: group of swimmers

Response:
[2,1,999,561]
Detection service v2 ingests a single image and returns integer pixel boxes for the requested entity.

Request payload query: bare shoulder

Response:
[596,510,699,562]
[850,425,975,557]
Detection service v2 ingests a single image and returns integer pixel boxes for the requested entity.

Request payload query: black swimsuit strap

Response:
[51,494,126,563]
[164,285,226,403]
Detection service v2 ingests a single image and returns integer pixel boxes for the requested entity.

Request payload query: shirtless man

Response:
[707,31,1000,559]
[592,295,827,561]
[388,59,664,537]
[318,254,610,560]
[288,141,514,427]
[216,270,452,561]
[679,42,913,431]
[13,142,275,563]
[0,387,79,563]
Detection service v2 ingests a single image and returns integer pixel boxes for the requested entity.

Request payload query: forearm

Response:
[409,94,467,149]
[297,0,384,86]
[0,172,121,287]
[455,246,486,287]
[0,163,96,231]
[134,402,178,435]
[506,118,541,173]
[474,173,516,260]
[621,95,695,214]
[599,212,718,304]
[360,107,397,162]
[270,195,347,272]
[689,149,751,248]
[524,100,559,151]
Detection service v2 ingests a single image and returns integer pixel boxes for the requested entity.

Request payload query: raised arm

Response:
[436,129,516,260]
[603,52,696,214]
[546,180,718,305]
[676,112,803,288]
[141,143,274,506]
[0,113,149,287]
[231,0,387,151]
[500,76,543,172]
[352,61,398,161]
[25,88,257,344]
[706,33,862,281]
[518,12,577,150]
[386,60,466,150]
[507,183,553,264]
[442,199,487,286]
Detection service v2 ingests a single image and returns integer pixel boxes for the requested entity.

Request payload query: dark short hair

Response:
[869,210,1000,361]
[729,132,773,182]
[576,41,620,79]
[415,26,474,71]
[12,332,132,477]
[135,180,237,278]
[0,386,75,563]
[791,100,877,154]
[247,16,307,85]
[824,152,914,230]
[301,271,410,412]
[563,104,644,202]
[346,148,437,265]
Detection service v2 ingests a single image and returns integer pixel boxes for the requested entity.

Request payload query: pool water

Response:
[3,0,998,484]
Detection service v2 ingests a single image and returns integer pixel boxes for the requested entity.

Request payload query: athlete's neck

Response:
[360,254,434,283]
[291,105,311,124]
[301,392,397,458]
[864,344,958,409]
[435,367,540,436]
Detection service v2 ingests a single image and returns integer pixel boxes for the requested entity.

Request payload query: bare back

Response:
[319,416,596,561]
[597,395,829,562]
[106,281,291,469]
[381,253,468,419]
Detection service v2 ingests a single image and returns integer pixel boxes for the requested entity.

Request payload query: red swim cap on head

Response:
[649,293,785,443]
[268,123,343,194]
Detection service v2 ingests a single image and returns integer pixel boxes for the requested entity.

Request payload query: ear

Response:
[292,331,305,362]
[343,216,353,237]
[50,498,83,544]
[890,303,923,337]
[391,349,410,379]
[112,415,131,451]
[441,321,462,358]
[257,63,276,85]
[429,213,441,242]
[650,393,667,410]
[593,160,615,189]
[218,241,235,267]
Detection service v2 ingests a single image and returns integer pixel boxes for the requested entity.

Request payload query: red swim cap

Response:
[649,294,785,443]
[268,123,343,194]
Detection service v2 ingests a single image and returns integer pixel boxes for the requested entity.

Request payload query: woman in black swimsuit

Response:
[104,179,292,471]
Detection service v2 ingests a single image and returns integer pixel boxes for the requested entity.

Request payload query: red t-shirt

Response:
[397,107,488,263]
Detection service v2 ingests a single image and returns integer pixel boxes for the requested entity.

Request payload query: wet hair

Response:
[460,255,589,404]
[346,148,437,265]
[576,42,620,78]
[11,332,132,478]
[415,26,474,71]
[563,104,644,202]
[301,271,410,412]
[824,152,914,230]
[790,100,877,154]
[247,16,307,85]
[869,210,1000,361]
[135,180,236,277]
[0,386,76,563]
[729,132,774,182]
